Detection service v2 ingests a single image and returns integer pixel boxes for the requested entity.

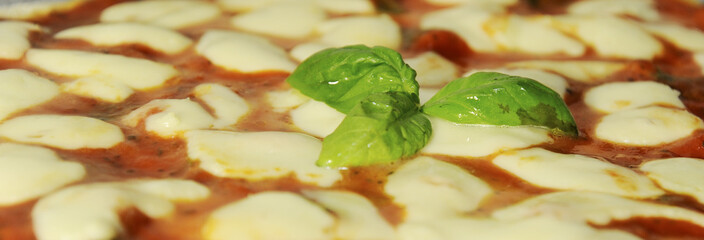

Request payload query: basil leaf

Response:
[286,45,419,113]
[317,92,432,168]
[422,72,578,136]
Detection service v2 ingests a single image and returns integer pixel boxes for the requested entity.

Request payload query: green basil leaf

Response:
[286,45,419,113]
[421,72,578,136]
[317,91,432,168]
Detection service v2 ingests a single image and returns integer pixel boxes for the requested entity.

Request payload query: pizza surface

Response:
[2,0,704,239]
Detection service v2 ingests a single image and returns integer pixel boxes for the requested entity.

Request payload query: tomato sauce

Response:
[2,0,704,239]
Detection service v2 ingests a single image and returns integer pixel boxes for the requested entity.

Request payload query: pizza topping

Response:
[0,114,124,150]
[642,23,704,52]
[25,49,178,90]
[507,60,626,82]
[230,1,326,39]
[0,0,82,20]
[202,191,334,240]
[314,0,375,14]
[303,190,396,240]
[0,143,85,206]
[465,68,568,98]
[405,51,459,87]
[60,76,134,103]
[493,148,664,198]
[595,106,704,146]
[317,15,402,50]
[54,23,193,54]
[0,69,59,122]
[290,100,345,138]
[422,116,551,157]
[420,4,503,52]
[195,30,296,73]
[265,88,310,112]
[122,99,215,138]
[100,0,221,29]
[385,156,493,221]
[0,21,40,60]
[493,191,704,228]
[487,15,586,56]
[641,158,704,205]
[185,130,342,187]
[193,83,250,129]
[584,81,685,114]
[32,179,210,240]
[567,0,660,21]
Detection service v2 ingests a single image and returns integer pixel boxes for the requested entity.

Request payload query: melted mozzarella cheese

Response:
[507,60,626,82]
[60,76,134,103]
[584,81,685,113]
[493,148,663,198]
[193,83,250,129]
[303,190,396,240]
[196,30,297,73]
[122,99,215,138]
[419,88,440,105]
[290,100,345,138]
[317,14,402,50]
[595,106,704,146]
[265,88,310,112]
[493,191,704,228]
[0,69,59,122]
[290,42,332,62]
[567,0,660,21]
[32,179,209,240]
[397,216,639,240]
[488,15,585,56]
[216,0,280,12]
[421,4,502,52]
[100,0,221,29]
[424,0,517,6]
[0,143,85,206]
[385,156,493,221]
[405,52,459,87]
[465,68,567,97]
[231,1,326,39]
[315,0,375,14]
[695,53,704,74]
[55,23,193,54]
[641,158,704,205]
[0,0,83,20]
[553,16,662,59]
[185,130,342,187]
[0,21,41,60]
[421,117,551,157]
[25,49,178,90]
[0,114,124,150]
[643,23,704,52]
[202,191,334,240]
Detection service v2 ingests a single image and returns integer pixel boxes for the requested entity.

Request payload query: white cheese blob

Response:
[0,69,59,122]
[122,99,215,138]
[303,190,396,240]
[554,16,662,59]
[488,15,585,56]
[0,114,124,150]
[567,0,660,21]
[60,76,134,103]
[290,42,332,62]
[423,0,517,6]
[185,130,342,187]
[317,14,402,50]
[0,21,41,59]
[493,191,704,228]
[421,117,551,157]
[217,0,281,12]
[695,52,704,75]
[315,0,375,14]
[25,49,178,90]
[405,52,459,87]
[595,106,704,146]
[641,158,704,205]
[290,100,345,138]
[0,143,85,206]
[0,0,82,20]
[193,83,250,129]
[421,5,502,52]
[397,216,639,240]
[507,60,626,82]
[419,88,440,105]
[465,68,568,98]
[265,88,310,112]
[584,81,685,113]
[231,1,326,39]
[100,0,221,29]
[202,191,334,240]
[33,179,210,240]
[643,23,704,52]
[385,156,493,221]
[55,23,193,54]
[493,148,664,198]
[196,30,297,73]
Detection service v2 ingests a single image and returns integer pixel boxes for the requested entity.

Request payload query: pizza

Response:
[1,0,704,239]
